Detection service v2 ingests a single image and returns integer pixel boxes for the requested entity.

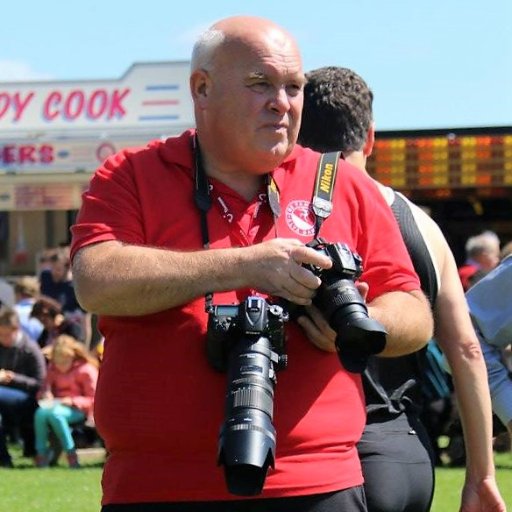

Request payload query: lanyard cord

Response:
[192,134,281,312]
[193,135,214,312]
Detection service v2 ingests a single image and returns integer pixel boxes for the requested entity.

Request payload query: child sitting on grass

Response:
[34,335,98,468]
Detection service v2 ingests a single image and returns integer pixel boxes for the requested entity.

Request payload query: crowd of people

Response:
[0,246,100,469]
[0,13,510,512]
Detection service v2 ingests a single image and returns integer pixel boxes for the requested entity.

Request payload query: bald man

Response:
[71,16,432,511]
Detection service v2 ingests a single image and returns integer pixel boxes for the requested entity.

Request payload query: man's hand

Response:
[73,238,333,316]
[0,369,14,384]
[297,305,336,352]
[460,475,507,512]
[296,281,370,352]
[249,238,332,305]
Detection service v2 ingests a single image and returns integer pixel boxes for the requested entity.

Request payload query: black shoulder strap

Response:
[312,151,342,237]
[390,191,439,307]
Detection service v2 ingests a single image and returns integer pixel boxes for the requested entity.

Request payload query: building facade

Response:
[0,61,194,274]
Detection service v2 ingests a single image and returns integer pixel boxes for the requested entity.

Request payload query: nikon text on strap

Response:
[312,151,342,237]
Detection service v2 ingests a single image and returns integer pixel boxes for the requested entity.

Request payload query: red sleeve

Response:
[70,149,144,261]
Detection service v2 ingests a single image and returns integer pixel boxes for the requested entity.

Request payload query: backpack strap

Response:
[312,151,342,237]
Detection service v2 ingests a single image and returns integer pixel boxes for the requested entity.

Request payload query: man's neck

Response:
[200,152,264,201]
[345,150,392,202]
[344,151,367,173]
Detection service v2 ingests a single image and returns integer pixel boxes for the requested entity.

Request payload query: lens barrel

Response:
[218,335,278,496]
[315,277,387,372]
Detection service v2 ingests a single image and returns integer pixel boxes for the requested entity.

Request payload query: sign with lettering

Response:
[0,61,193,133]
[0,62,194,174]
[0,138,150,172]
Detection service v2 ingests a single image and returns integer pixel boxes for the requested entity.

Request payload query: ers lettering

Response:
[0,144,54,164]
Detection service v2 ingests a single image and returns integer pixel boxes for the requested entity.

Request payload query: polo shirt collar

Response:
[157,128,304,195]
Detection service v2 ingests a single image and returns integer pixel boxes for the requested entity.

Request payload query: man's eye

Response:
[286,84,302,97]
[249,82,270,93]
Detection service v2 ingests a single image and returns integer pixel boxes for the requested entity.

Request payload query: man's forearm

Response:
[72,241,254,316]
[71,238,332,316]
[368,290,433,356]
[444,340,495,479]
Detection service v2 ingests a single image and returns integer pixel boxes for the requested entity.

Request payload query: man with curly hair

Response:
[299,66,505,512]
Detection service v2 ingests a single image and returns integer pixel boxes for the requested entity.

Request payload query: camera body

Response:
[206,298,288,373]
[304,238,388,373]
[206,296,288,496]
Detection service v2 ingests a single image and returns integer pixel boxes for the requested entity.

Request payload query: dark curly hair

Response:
[30,295,62,320]
[298,66,374,153]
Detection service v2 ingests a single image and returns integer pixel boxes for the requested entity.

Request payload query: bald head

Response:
[191,16,300,73]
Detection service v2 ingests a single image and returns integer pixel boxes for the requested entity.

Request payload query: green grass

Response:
[1,445,511,511]
[1,445,103,512]
[431,452,512,511]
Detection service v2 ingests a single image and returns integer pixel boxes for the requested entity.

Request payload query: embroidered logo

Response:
[285,200,315,236]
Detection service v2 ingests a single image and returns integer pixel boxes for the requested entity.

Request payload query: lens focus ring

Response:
[230,385,274,417]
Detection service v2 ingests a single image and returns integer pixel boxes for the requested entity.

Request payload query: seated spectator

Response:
[34,334,99,468]
[458,230,500,290]
[0,306,46,466]
[40,248,88,343]
[0,278,15,308]
[13,276,44,342]
[31,296,83,350]
[39,248,76,311]
[37,247,59,275]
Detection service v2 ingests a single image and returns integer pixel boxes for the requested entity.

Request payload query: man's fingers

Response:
[297,314,337,353]
[304,304,332,331]
[289,263,323,290]
[292,246,332,270]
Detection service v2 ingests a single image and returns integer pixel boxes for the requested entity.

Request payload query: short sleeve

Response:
[70,150,144,261]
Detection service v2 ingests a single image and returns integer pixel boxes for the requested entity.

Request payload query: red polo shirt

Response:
[71,130,420,505]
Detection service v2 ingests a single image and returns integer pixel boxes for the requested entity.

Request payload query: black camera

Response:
[300,238,387,373]
[206,296,288,496]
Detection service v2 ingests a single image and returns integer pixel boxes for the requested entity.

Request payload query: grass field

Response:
[1,447,511,511]
[431,452,512,511]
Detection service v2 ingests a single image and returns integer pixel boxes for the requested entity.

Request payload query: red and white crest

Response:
[285,200,315,236]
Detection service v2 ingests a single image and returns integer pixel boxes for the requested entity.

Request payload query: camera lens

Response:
[218,335,277,496]
[311,244,387,373]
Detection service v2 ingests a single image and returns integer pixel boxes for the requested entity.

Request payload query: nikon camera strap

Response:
[312,151,342,237]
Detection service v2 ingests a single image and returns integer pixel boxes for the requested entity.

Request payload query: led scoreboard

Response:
[367,127,512,200]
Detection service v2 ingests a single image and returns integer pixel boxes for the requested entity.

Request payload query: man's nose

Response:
[268,87,291,114]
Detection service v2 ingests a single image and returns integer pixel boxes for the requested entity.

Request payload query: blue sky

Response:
[1,0,510,130]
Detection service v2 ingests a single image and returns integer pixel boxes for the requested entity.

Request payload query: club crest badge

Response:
[285,200,315,236]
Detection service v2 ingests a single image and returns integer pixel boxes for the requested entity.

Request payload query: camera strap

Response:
[311,151,342,237]
[192,133,281,312]
[192,134,214,310]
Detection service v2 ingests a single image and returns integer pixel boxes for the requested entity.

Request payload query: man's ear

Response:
[363,122,375,157]
[190,69,211,108]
